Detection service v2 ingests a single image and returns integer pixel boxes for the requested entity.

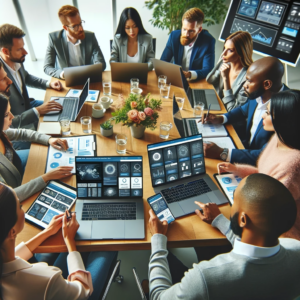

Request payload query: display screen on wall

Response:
[219,0,300,66]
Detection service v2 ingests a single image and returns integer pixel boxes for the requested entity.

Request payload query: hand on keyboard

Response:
[36,100,62,115]
[194,202,221,225]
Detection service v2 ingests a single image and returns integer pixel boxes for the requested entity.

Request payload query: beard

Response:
[69,30,85,40]
[2,84,11,97]
[245,85,265,99]
[230,212,243,238]
[180,34,197,46]
[9,54,26,64]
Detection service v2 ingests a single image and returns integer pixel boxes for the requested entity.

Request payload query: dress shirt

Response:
[127,49,139,63]
[222,84,284,162]
[181,36,198,81]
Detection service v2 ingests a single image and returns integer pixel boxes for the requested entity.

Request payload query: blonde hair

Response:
[225,31,253,68]
[182,7,204,25]
[58,5,79,24]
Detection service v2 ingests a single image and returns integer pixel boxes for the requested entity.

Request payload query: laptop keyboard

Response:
[82,203,137,220]
[188,120,199,135]
[59,98,77,120]
[193,90,208,108]
[161,179,212,204]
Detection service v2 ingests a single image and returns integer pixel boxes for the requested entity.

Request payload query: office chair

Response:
[132,267,148,300]
[100,259,123,300]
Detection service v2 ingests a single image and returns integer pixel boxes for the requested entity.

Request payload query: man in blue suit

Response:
[203,57,287,166]
[160,7,215,81]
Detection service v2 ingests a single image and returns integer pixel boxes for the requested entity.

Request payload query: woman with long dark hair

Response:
[0,93,72,201]
[0,183,117,299]
[218,90,300,239]
[110,7,155,70]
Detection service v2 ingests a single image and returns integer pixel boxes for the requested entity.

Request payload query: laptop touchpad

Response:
[92,220,125,239]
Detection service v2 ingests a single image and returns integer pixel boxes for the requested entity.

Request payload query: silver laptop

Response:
[147,135,228,218]
[64,64,102,87]
[152,58,183,88]
[75,156,145,240]
[111,62,148,84]
[43,79,89,122]
[180,69,221,110]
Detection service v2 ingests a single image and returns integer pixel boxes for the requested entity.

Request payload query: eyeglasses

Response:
[65,20,85,32]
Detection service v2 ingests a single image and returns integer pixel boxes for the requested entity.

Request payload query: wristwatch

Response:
[220,148,228,161]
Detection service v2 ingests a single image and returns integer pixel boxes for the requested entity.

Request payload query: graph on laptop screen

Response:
[75,156,143,199]
[147,135,205,186]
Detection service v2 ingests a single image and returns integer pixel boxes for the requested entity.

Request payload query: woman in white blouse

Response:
[110,7,155,71]
[0,183,117,300]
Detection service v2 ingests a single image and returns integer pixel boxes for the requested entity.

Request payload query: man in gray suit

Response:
[44,5,106,79]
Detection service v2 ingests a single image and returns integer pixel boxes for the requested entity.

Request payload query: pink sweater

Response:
[233,135,300,240]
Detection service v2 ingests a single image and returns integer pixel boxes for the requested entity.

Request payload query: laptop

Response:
[147,135,228,218]
[180,68,221,110]
[152,58,183,88]
[111,62,148,84]
[64,64,102,87]
[74,156,145,240]
[43,79,89,122]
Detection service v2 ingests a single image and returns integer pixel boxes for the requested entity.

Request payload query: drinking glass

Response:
[158,75,167,88]
[115,133,127,154]
[176,97,185,110]
[59,117,71,136]
[80,116,92,134]
[130,78,139,89]
[103,81,111,96]
[160,83,171,99]
[193,102,205,118]
[160,121,173,139]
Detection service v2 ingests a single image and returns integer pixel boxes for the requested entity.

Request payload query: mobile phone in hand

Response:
[147,193,175,224]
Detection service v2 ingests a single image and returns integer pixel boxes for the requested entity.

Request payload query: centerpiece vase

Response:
[130,125,146,139]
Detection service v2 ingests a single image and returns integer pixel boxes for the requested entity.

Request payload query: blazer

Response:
[206,59,248,111]
[225,84,289,165]
[160,29,215,80]
[44,30,106,78]
[2,242,92,300]
[0,57,46,130]
[0,128,50,201]
[110,34,155,71]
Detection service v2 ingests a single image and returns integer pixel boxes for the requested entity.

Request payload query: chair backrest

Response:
[110,39,113,53]
[133,267,148,300]
[101,260,121,300]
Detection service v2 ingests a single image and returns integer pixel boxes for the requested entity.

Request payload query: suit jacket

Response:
[225,84,289,165]
[160,29,215,80]
[1,57,46,129]
[0,128,50,201]
[110,34,155,71]
[44,30,106,78]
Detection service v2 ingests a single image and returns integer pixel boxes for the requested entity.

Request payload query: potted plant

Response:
[100,119,114,137]
[112,93,162,139]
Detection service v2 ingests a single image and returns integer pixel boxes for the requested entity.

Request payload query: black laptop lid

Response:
[75,156,143,199]
[147,134,205,187]
[172,95,186,138]
[76,79,89,115]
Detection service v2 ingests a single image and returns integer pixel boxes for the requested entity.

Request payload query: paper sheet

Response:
[66,89,100,102]
[46,135,95,173]
[203,137,236,149]
[197,123,228,137]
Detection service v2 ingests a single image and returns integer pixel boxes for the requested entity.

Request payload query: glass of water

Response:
[175,97,185,110]
[194,102,205,119]
[103,81,111,96]
[80,116,92,134]
[115,133,127,154]
[59,117,71,136]
[158,75,167,88]
[160,121,173,139]
[160,83,171,99]
[130,78,139,89]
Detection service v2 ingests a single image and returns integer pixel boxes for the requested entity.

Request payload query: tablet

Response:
[213,173,242,205]
[25,181,77,229]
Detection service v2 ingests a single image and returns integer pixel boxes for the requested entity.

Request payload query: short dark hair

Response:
[0,24,25,49]
[270,90,300,150]
[115,7,149,38]
[241,173,297,236]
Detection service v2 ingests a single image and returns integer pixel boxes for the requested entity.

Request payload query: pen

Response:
[205,104,211,123]
[66,209,73,220]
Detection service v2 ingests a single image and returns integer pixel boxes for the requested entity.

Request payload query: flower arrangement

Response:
[112,93,162,130]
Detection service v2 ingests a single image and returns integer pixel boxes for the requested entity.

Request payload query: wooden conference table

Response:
[17,71,244,253]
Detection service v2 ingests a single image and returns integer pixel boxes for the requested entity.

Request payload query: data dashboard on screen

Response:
[220,0,300,66]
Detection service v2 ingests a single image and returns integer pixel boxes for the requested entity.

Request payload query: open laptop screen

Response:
[77,79,89,115]
[147,135,205,187]
[75,156,143,199]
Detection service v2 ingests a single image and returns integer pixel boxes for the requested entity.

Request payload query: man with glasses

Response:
[44,5,106,79]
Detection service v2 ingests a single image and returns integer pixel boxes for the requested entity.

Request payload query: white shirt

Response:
[67,35,84,67]
[127,48,139,63]
[181,36,198,81]
[233,237,280,258]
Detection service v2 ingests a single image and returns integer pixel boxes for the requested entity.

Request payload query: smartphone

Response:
[147,193,175,224]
